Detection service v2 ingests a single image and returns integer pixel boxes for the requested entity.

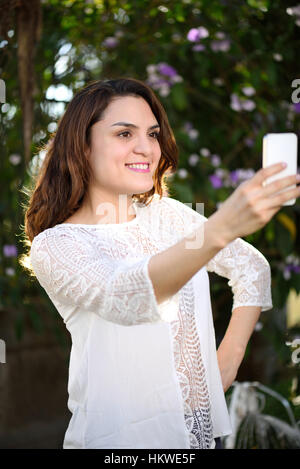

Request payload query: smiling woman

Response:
[19,77,278,450]
[67,94,163,225]
[21,79,178,239]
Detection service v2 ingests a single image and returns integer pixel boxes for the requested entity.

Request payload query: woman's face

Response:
[86,95,162,198]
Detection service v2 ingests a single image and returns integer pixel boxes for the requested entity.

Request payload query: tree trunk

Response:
[16,0,42,167]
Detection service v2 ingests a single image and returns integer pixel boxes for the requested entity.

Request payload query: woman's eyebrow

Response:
[111,122,160,130]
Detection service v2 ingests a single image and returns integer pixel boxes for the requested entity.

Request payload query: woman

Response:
[21,77,300,449]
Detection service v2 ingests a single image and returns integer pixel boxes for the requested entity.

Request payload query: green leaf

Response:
[171,83,188,111]
[171,181,194,202]
[14,312,24,342]
[28,307,43,334]
[247,0,269,10]
[265,222,275,242]
[290,274,300,295]
[275,222,293,257]
[272,273,290,309]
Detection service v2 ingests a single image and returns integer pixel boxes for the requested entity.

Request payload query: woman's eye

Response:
[118,131,160,139]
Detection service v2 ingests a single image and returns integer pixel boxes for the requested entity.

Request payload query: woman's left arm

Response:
[205,236,274,392]
[216,305,261,392]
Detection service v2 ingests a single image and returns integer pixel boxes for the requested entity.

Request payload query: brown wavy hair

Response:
[19,77,179,274]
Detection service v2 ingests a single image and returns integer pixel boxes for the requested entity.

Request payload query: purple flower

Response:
[293,265,300,274]
[230,170,239,184]
[216,168,225,178]
[216,32,226,40]
[242,99,256,111]
[192,44,206,52]
[158,85,171,97]
[153,78,170,86]
[189,154,199,166]
[217,39,231,52]
[157,63,177,77]
[244,137,254,147]
[147,63,182,92]
[187,28,201,42]
[294,102,300,113]
[242,86,256,96]
[146,64,157,74]
[209,174,223,188]
[183,121,193,131]
[5,267,15,276]
[211,41,220,52]
[211,39,230,52]
[287,6,300,16]
[230,93,242,111]
[177,168,188,179]
[197,27,209,39]
[3,244,18,257]
[9,154,21,165]
[200,148,210,157]
[211,154,221,167]
[187,26,209,42]
[283,265,293,280]
[236,168,255,180]
[102,37,119,48]
[213,77,224,86]
[188,129,199,140]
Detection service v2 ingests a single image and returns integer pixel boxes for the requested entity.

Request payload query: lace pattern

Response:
[171,281,213,449]
[206,239,272,312]
[30,228,161,326]
[30,195,272,449]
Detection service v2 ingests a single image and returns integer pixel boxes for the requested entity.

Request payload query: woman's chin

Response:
[130,182,154,194]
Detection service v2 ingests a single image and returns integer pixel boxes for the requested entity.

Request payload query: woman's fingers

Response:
[215,161,299,241]
[262,173,300,198]
[266,183,300,209]
[252,162,287,187]
[243,162,300,208]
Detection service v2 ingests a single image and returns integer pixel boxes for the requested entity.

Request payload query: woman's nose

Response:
[134,135,152,154]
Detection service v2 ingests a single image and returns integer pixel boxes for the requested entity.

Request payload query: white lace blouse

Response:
[29,194,273,449]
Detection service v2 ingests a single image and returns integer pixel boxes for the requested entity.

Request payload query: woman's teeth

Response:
[126,164,149,169]
[125,163,150,173]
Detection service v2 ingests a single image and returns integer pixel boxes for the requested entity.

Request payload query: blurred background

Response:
[0,0,299,449]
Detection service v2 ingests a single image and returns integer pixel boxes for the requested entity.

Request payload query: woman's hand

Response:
[210,162,300,245]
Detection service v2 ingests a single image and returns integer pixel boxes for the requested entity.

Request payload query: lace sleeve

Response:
[160,196,207,239]
[30,229,162,326]
[162,197,273,312]
[206,238,273,312]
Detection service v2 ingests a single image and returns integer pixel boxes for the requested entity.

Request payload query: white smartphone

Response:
[262,132,298,206]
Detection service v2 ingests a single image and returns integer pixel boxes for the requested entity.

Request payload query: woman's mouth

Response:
[125,163,150,173]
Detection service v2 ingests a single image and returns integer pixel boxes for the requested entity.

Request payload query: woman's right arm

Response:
[148,162,300,304]
[148,215,226,304]
[30,163,299,325]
